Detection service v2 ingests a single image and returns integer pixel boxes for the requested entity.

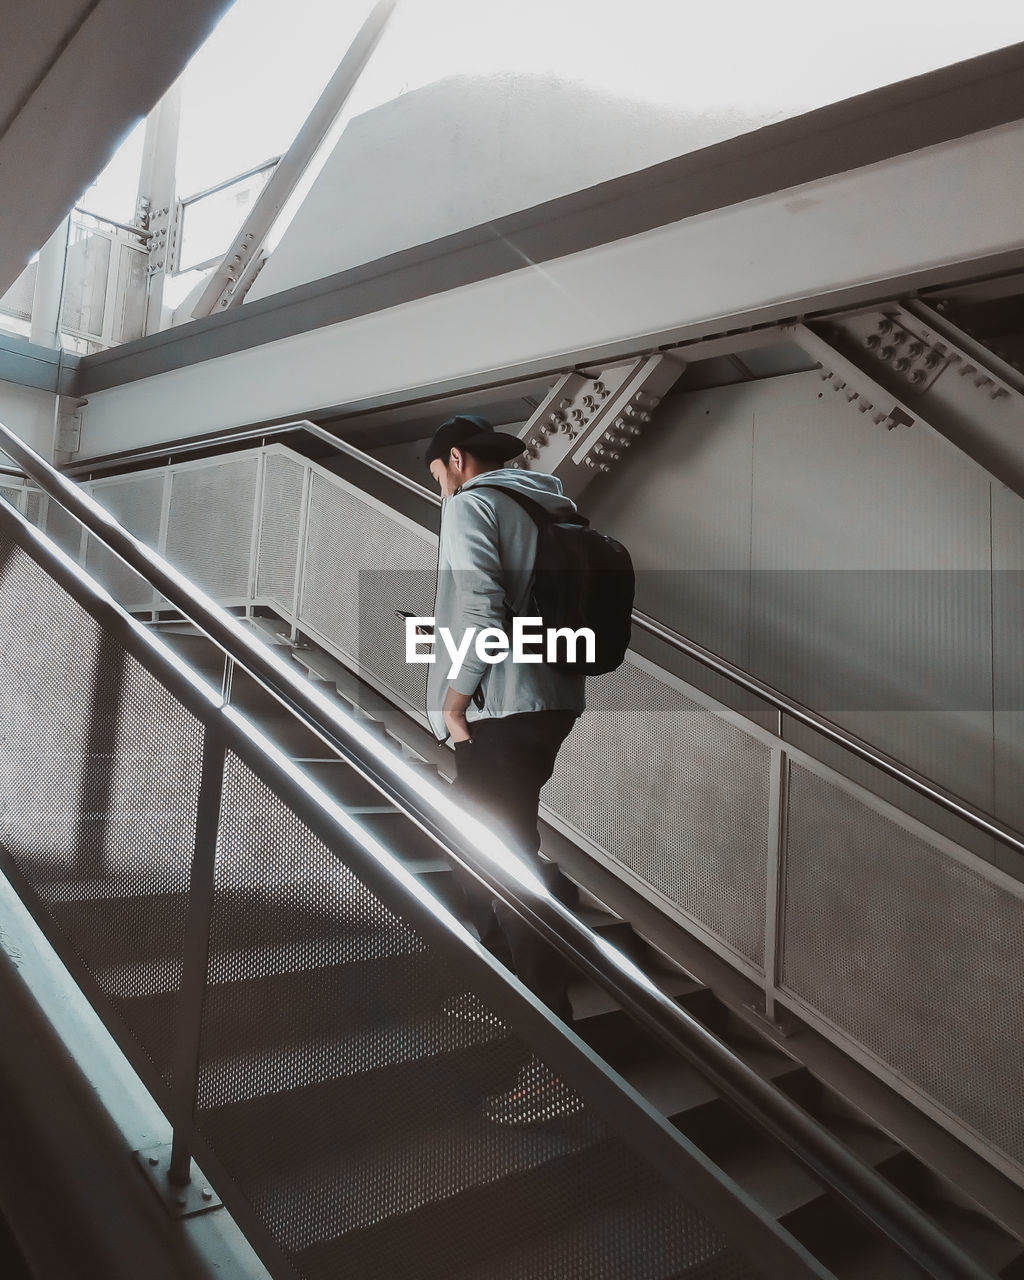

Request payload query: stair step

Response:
[910,1197,1024,1274]
[231,1096,600,1253]
[569,968,701,1024]
[782,1195,926,1278]
[198,1033,521,1166]
[117,949,440,1078]
[300,1153,723,1280]
[299,759,398,809]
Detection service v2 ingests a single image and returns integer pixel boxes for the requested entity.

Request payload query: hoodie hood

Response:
[456,467,579,518]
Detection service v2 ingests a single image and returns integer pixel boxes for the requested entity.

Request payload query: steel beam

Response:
[191,0,398,319]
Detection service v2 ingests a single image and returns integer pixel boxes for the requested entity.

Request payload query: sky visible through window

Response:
[77,0,1024,275]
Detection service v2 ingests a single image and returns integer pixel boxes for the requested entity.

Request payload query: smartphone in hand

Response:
[396,610,434,637]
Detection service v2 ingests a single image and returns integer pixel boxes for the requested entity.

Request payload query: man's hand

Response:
[443,687,474,743]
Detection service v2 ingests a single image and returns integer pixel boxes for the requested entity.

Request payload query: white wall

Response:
[0,379,54,465]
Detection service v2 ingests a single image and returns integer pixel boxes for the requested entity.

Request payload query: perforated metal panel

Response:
[44,497,85,560]
[0,536,203,1087]
[781,762,1024,1173]
[192,753,766,1280]
[255,451,304,609]
[24,490,43,526]
[300,472,435,711]
[165,458,259,598]
[0,484,23,511]
[84,474,165,610]
[544,659,771,968]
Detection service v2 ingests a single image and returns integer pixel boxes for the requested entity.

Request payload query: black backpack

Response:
[469,484,634,676]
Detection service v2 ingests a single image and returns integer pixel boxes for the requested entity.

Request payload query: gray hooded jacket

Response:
[426,467,587,741]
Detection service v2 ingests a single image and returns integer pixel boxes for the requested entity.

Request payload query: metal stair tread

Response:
[236,1100,600,1251]
[442,1184,748,1280]
[117,948,444,1066]
[301,1162,725,1280]
[569,968,701,1023]
[691,1127,826,1221]
[913,1199,1024,1273]
[197,1015,514,1123]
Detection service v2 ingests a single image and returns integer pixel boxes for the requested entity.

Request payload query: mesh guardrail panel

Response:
[543,659,771,971]
[44,496,85,559]
[84,474,164,611]
[256,451,304,611]
[165,458,259,599]
[781,760,1024,1176]
[192,752,766,1280]
[301,472,435,712]
[0,534,203,1089]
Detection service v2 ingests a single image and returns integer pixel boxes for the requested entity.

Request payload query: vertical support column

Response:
[154,466,173,620]
[168,724,226,1188]
[289,463,313,642]
[245,450,267,616]
[138,83,182,336]
[763,745,789,1022]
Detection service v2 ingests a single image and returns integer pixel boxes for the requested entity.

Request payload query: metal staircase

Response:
[1,422,1022,1278]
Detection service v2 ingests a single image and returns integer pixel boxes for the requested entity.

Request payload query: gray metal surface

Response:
[165,457,260,600]
[299,469,435,712]
[992,482,1024,842]
[544,656,771,971]
[781,759,1024,1178]
[85,473,165,610]
[254,450,304,611]
[592,367,1005,829]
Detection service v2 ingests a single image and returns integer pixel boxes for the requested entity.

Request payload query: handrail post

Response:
[764,746,789,1023]
[168,724,226,1187]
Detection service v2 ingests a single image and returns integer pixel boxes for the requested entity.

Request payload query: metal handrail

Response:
[73,206,154,241]
[64,418,440,507]
[63,415,1024,859]
[0,418,996,1279]
[631,613,1024,858]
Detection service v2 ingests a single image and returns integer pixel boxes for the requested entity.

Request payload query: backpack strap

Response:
[460,483,588,528]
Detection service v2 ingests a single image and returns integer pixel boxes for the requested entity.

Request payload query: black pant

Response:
[451,709,579,1021]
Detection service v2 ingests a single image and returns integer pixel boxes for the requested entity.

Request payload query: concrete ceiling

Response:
[0,0,232,293]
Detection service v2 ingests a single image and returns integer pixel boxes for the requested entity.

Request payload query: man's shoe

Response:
[483,1058,584,1126]
[441,991,503,1027]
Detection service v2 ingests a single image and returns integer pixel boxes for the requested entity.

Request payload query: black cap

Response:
[424,414,525,471]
